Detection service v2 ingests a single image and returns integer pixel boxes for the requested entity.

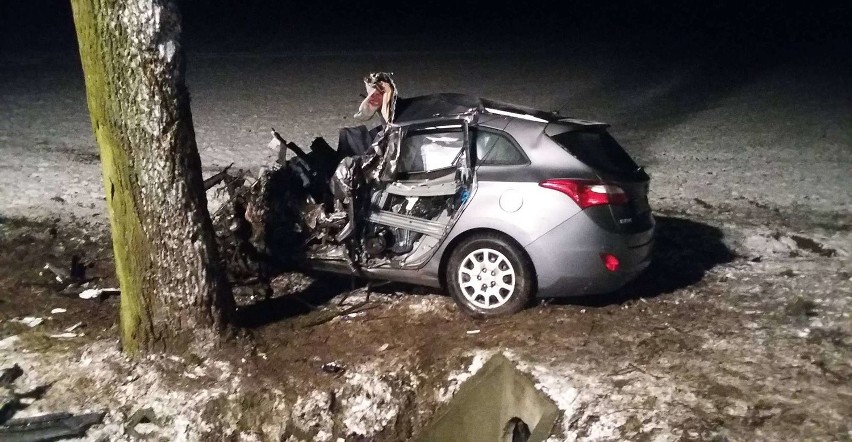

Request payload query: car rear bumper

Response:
[524,211,654,298]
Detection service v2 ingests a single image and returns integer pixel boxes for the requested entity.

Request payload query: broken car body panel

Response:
[267,75,654,305]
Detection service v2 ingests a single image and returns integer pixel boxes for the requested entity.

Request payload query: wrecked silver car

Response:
[255,74,654,316]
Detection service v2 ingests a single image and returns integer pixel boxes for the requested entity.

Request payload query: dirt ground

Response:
[1,199,850,440]
[0,47,850,441]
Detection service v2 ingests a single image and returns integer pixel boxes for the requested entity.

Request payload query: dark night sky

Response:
[0,0,852,72]
[1,1,849,60]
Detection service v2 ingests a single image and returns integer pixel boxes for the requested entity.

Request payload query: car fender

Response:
[424,180,580,281]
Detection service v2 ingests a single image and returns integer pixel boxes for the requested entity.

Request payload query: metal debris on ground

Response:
[321,361,345,375]
[48,332,81,339]
[303,300,379,328]
[0,365,23,386]
[42,255,87,286]
[0,411,104,441]
[0,364,103,440]
[78,287,119,300]
[64,322,83,332]
[10,317,42,328]
[42,262,68,284]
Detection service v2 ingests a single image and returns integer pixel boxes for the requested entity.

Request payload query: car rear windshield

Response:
[550,130,639,175]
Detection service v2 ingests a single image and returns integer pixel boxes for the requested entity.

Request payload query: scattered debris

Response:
[0,363,101,440]
[0,411,104,441]
[354,72,397,122]
[693,198,713,209]
[303,300,378,328]
[10,317,43,328]
[42,255,87,285]
[788,234,837,257]
[321,361,345,375]
[0,365,23,386]
[42,262,68,284]
[49,332,82,339]
[78,287,118,300]
[203,163,234,191]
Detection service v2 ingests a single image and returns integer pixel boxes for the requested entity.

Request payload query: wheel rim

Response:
[457,247,516,310]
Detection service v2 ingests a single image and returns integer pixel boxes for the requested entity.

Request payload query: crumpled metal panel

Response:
[354,72,397,123]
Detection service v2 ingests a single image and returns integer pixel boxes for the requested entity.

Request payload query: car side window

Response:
[474,130,527,166]
[399,130,464,173]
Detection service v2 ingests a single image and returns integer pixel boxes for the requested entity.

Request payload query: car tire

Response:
[445,233,534,317]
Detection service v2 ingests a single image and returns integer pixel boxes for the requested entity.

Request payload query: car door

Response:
[364,119,475,268]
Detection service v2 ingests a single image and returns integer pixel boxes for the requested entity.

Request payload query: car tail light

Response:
[600,253,620,272]
[539,179,628,209]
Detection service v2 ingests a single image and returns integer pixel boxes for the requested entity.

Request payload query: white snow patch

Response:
[0,335,20,351]
[340,366,399,436]
[11,316,43,327]
[435,349,492,402]
[406,295,452,316]
[506,352,683,442]
[158,40,177,61]
[292,390,334,441]
[0,339,285,441]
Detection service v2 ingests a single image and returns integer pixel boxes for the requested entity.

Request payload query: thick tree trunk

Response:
[70,0,233,354]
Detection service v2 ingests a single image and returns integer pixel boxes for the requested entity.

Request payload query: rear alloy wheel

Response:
[446,234,533,317]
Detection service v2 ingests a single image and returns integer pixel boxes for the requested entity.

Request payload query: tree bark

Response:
[70,0,233,354]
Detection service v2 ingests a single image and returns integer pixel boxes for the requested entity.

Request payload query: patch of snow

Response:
[506,352,683,442]
[292,390,334,440]
[291,360,421,439]
[0,336,20,351]
[340,366,399,436]
[78,288,118,299]
[406,295,452,316]
[435,349,492,402]
[158,40,176,61]
[0,339,290,441]
[11,317,43,327]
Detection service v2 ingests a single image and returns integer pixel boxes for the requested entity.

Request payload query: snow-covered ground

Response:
[1,50,849,221]
[1,48,850,440]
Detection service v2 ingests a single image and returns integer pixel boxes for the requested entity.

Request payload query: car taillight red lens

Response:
[539,179,628,209]
[600,253,620,272]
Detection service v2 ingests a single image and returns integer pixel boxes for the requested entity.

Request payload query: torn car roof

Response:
[393,93,607,129]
